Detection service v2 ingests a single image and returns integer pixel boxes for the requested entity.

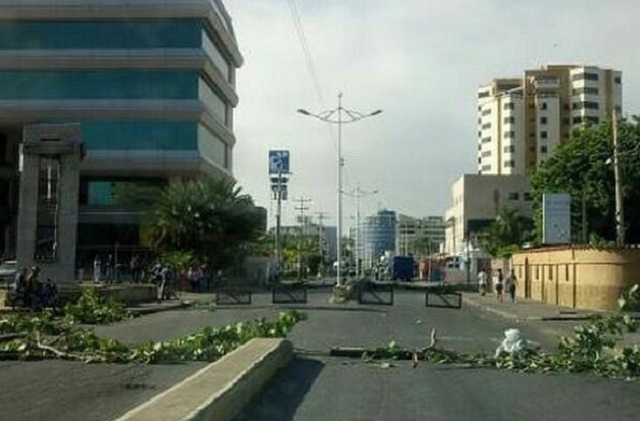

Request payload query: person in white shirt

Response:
[477,269,487,296]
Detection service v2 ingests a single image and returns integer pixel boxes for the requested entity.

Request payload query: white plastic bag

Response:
[495,328,527,357]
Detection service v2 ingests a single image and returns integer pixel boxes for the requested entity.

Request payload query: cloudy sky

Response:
[225,0,640,228]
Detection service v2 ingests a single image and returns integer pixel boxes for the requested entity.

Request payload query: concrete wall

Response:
[82,283,157,305]
[512,246,640,311]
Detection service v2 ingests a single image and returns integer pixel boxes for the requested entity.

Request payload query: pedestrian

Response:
[130,255,140,283]
[105,254,115,283]
[506,269,518,302]
[26,266,41,309]
[93,255,102,283]
[495,268,504,303]
[11,267,28,307]
[477,268,487,296]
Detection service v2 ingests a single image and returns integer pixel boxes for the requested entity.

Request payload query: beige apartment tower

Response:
[477,65,622,175]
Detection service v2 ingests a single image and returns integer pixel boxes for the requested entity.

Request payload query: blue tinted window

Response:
[81,179,166,206]
[202,30,230,80]
[198,125,228,169]
[87,181,113,206]
[199,78,228,125]
[82,121,198,151]
[0,20,201,49]
[0,70,198,100]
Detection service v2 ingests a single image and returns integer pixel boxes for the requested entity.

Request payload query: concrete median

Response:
[112,338,293,421]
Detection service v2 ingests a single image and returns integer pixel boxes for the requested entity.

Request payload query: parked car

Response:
[0,260,18,285]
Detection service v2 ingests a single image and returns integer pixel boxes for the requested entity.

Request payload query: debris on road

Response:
[495,328,527,358]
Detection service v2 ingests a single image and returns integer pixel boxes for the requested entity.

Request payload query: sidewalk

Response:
[462,291,640,350]
[462,292,596,322]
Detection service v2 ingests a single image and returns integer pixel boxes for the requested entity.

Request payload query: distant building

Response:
[270,224,337,261]
[477,65,622,175]
[395,214,446,257]
[362,210,396,267]
[444,174,533,256]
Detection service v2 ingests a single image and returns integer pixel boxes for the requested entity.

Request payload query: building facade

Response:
[0,0,242,267]
[444,174,533,256]
[362,210,396,267]
[477,65,622,175]
[396,214,446,257]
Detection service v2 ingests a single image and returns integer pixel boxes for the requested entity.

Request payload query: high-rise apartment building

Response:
[477,65,622,175]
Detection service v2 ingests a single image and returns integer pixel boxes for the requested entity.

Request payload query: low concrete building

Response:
[444,174,533,256]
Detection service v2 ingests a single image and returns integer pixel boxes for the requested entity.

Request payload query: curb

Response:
[127,301,190,316]
[461,296,599,322]
[461,296,523,320]
[112,338,293,421]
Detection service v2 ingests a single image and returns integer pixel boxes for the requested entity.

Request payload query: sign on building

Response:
[542,193,571,244]
[268,150,290,174]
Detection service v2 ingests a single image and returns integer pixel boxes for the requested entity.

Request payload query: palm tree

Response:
[483,206,533,257]
[141,176,264,268]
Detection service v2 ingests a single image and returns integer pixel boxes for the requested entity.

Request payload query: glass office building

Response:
[0,0,243,261]
[363,210,397,267]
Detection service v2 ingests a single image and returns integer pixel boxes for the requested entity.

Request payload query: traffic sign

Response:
[269,150,290,174]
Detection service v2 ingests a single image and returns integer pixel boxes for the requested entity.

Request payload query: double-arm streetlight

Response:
[298,93,382,286]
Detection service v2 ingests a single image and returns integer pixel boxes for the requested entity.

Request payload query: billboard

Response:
[542,193,571,244]
[268,150,290,174]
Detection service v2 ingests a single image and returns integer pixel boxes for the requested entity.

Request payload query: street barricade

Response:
[358,281,394,306]
[272,282,308,304]
[215,289,252,305]
[425,291,462,309]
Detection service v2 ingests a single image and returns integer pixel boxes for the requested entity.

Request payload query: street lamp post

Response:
[298,93,382,287]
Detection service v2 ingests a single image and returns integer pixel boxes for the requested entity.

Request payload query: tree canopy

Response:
[481,206,534,257]
[141,176,265,267]
[530,116,640,244]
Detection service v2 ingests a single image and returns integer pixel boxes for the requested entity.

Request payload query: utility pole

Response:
[316,211,328,278]
[612,108,625,246]
[269,150,290,282]
[294,197,312,279]
[275,169,283,279]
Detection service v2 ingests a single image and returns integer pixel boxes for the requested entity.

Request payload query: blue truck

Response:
[391,256,415,281]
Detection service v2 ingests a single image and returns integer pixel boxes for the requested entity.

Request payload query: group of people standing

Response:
[477,268,518,303]
[11,266,59,309]
[93,254,144,284]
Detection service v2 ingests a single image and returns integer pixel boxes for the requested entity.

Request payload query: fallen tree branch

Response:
[35,333,86,362]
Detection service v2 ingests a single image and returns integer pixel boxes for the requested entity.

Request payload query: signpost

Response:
[542,193,571,244]
[269,150,290,280]
[269,150,290,174]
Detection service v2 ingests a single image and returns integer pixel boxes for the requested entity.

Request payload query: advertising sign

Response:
[542,193,571,244]
[268,150,290,174]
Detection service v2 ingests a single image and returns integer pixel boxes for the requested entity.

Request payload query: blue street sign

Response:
[269,150,290,174]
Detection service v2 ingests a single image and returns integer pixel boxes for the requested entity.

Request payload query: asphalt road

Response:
[1,289,635,421]
[234,291,640,421]
[0,360,207,421]
[235,356,640,421]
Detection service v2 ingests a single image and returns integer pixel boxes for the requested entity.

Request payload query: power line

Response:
[286,0,326,108]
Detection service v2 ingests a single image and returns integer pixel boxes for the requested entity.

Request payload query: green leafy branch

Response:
[0,311,306,364]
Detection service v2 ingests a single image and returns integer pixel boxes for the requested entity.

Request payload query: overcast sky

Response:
[225,0,640,228]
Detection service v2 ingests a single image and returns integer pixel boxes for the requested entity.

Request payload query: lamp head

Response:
[297,109,311,116]
[370,110,383,116]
